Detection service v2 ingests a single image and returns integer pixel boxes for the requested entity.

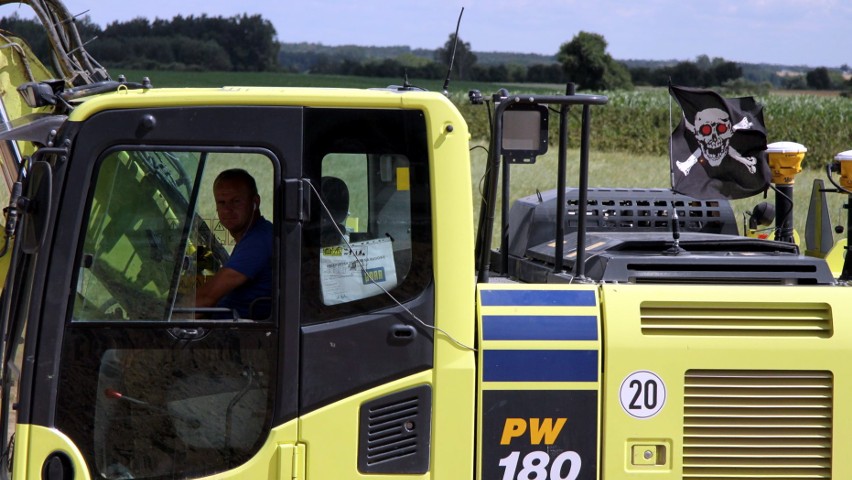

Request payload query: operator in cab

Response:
[196,168,273,319]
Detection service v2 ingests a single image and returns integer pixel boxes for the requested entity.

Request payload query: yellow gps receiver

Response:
[836,150,852,191]
[766,141,806,186]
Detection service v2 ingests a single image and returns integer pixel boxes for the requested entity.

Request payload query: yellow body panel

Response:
[600,283,852,479]
[826,238,847,276]
[0,35,53,162]
[19,421,301,479]
[296,368,473,479]
[0,34,54,121]
[300,372,432,479]
[69,87,458,121]
[0,35,53,283]
[423,83,477,480]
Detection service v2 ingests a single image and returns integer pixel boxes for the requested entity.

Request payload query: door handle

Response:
[389,324,417,345]
[167,327,209,340]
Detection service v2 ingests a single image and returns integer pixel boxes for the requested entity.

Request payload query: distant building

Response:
[775,69,805,78]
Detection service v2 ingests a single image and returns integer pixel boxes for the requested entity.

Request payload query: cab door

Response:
[16,106,303,479]
[296,108,438,478]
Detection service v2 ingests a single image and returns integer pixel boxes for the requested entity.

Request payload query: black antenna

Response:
[664,203,687,255]
[441,7,465,97]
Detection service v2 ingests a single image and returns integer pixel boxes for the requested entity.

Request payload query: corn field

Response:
[128,71,849,167]
[454,89,852,169]
[461,88,850,242]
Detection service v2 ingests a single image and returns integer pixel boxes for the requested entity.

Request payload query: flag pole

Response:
[667,80,676,191]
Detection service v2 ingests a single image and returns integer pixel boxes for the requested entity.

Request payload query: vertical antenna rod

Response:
[441,7,465,97]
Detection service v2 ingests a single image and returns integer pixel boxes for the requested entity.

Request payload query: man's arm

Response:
[196,267,249,308]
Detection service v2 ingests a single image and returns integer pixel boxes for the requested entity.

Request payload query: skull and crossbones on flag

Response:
[669,84,770,199]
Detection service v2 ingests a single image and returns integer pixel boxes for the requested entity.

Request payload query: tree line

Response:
[1,13,849,94]
[285,31,851,93]
[0,13,278,71]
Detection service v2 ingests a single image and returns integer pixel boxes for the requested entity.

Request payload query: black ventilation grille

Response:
[358,385,432,474]
[565,192,733,234]
[507,187,738,259]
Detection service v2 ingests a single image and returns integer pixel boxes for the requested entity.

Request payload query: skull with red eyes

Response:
[693,108,733,166]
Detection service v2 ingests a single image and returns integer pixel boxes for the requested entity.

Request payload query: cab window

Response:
[318,153,412,305]
[71,150,274,321]
[302,108,432,322]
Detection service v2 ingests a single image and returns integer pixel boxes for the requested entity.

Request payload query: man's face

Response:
[214,178,257,236]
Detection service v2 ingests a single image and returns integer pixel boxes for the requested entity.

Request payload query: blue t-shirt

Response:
[218,216,273,319]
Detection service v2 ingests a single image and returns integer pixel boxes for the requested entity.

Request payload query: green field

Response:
[121,69,849,246]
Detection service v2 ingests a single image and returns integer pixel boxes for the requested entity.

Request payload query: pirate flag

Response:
[669,84,770,199]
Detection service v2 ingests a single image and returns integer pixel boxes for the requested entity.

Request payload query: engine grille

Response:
[358,385,431,474]
[641,302,832,337]
[683,370,833,479]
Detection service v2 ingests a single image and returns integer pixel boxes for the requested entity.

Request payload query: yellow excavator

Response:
[0,2,850,479]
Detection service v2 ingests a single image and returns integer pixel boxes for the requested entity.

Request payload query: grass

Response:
[470,145,849,249]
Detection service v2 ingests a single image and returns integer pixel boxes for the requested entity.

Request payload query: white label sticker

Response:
[619,371,666,419]
[319,237,397,305]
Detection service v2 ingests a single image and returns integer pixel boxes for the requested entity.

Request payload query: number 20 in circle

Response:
[619,371,666,419]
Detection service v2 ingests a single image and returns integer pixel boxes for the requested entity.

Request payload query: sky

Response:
[2,0,850,68]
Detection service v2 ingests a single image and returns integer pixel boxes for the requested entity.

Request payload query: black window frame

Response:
[300,107,434,324]
[67,145,280,326]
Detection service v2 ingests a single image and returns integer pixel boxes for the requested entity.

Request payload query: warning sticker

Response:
[207,218,234,246]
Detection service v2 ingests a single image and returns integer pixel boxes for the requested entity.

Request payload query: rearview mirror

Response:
[21,161,53,254]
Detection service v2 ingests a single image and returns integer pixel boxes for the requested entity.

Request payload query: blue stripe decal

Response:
[483,315,598,341]
[480,289,596,307]
[483,350,598,382]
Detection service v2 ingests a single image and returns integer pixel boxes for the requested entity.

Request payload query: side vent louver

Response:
[641,301,832,337]
[358,385,432,474]
[684,370,833,479]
